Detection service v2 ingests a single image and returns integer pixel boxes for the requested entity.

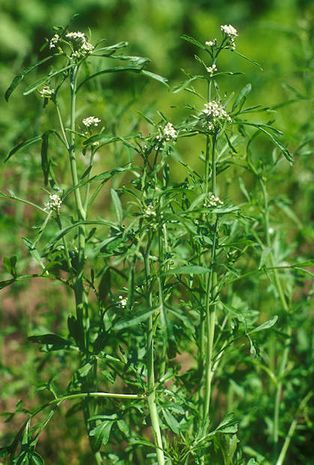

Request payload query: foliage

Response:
[0,10,313,465]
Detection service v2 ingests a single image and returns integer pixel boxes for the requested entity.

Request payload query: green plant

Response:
[1,23,313,465]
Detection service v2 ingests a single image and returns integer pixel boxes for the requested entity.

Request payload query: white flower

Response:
[82,116,101,128]
[205,39,217,47]
[156,122,177,142]
[220,24,238,38]
[118,295,128,309]
[39,86,54,99]
[49,33,60,49]
[144,204,156,217]
[206,64,217,76]
[202,101,231,122]
[205,194,223,207]
[45,193,62,212]
[65,31,94,58]
[65,31,86,41]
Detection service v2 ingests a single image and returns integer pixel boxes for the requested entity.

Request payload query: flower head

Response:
[65,31,94,58]
[200,101,231,133]
[206,64,217,76]
[220,24,238,49]
[49,33,60,49]
[204,194,223,208]
[156,122,177,143]
[205,39,217,47]
[220,24,238,38]
[45,193,62,213]
[39,86,55,99]
[144,204,156,218]
[82,116,101,128]
[118,295,128,309]
[202,101,231,121]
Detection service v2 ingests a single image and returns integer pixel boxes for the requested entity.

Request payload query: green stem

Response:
[260,179,291,448]
[202,133,218,434]
[275,392,312,465]
[145,240,165,465]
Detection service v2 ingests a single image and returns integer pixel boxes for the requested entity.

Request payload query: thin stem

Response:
[145,239,165,465]
[202,132,218,434]
[275,392,312,465]
[260,179,291,449]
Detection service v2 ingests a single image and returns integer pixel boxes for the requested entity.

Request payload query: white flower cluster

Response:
[206,64,217,76]
[205,194,223,207]
[49,33,60,49]
[118,295,128,309]
[82,116,101,128]
[144,204,156,217]
[221,24,238,49]
[220,24,238,38]
[205,39,217,47]
[39,86,55,99]
[156,122,177,143]
[45,193,62,212]
[202,101,231,128]
[49,31,94,58]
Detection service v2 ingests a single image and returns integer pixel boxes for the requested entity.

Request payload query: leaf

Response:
[162,409,180,434]
[3,256,17,278]
[215,413,238,434]
[250,316,278,334]
[181,34,206,50]
[5,56,53,101]
[78,362,93,377]
[41,131,50,186]
[141,70,168,86]
[166,265,210,275]
[68,316,85,351]
[259,247,272,269]
[89,421,115,449]
[98,268,111,301]
[77,63,148,91]
[28,333,70,350]
[0,278,16,290]
[5,135,42,162]
[111,189,123,223]
[232,83,252,112]
[63,165,130,200]
[23,64,74,96]
[113,308,156,331]
[83,135,120,147]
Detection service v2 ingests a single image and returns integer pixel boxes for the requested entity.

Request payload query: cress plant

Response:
[0,23,313,465]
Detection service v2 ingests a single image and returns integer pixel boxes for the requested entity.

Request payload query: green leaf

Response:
[162,409,180,434]
[5,56,53,101]
[5,135,42,162]
[98,268,111,301]
[0,278,16,290]
[250,316,278,334]
[3,256,17,278]
[68,316,85,351]
[23,64,74,96]
[89,421,115,449]
[28,333,70,350]
[77,63,148,91]
[232,83,252,112]
[111,189,123,223]
[114,308,156,331]
[41,131,50,186]
[166,265,210,275]
[141,70,168,86]
[181,34,206,50]
[215,413,238,434]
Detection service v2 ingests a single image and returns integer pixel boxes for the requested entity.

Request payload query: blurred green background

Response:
[0,0,313,463]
